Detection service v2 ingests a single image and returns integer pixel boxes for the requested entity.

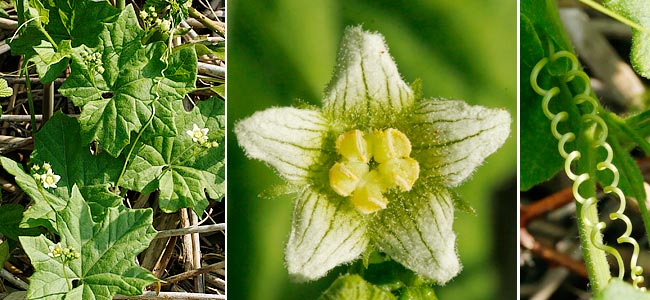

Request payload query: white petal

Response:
[235,107,330,183]
[407,99,510,187]
[322,26,414,126]
[286,188,368,281]
[370,187,460,284]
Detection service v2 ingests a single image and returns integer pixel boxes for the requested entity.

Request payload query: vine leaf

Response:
[121,98,225,213]
[10,0,120,81]
[145,45,198,138]
[603,0,650,78]
[0,156,66,231]
[594,279,650,300]
[59,5,196,157]
[31,112,125,213]
[319,274,397,300]
[520,0,582,190]
[20,185,157,300]
[0,204,40,240]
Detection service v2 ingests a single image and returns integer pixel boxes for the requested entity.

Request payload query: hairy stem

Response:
[575,118,611,293]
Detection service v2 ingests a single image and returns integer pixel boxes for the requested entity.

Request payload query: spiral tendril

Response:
[530,50,644,288]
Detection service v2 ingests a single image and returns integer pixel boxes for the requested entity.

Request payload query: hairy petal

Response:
[408,99,510,187]
[322,26,414,127]
[370,187,460,284]
[286,188,368,281]
[235,107,330,183]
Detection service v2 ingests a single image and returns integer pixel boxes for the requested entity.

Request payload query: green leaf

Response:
[594,279,650,300]
[0,240,9,265]
[0,156,66,231]
[603,0,650,78]
[31,112,125,212]
[0,204,41,240]
[58,6,166,156]
[319,274,397,300]
[520,0,582,190]
[397,286,436,300]
[146,45,198,138]
[58,5,196,156]
[31,40,72,83]
[10,0,120,79]
[121,98,225,213]
[0,78,13,97]
[20,185,157,300]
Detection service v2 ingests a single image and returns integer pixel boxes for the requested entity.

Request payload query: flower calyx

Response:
[329,128,419,214]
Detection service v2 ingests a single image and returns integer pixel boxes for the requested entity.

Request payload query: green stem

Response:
[556,81,611,292]
[41,27,58,50]
[23,63,37,133]
[576,123,612,293]
[116,0,125,10]
[62,263,72,290]
[115,105,155,190]
[578,0,646,32]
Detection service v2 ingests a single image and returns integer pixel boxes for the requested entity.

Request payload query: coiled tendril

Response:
[530,50,645,289]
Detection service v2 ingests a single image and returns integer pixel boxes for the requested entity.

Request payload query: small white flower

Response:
[41,168,61,189]
[139,10,148,20]
[160,19,171,31]
[48,243,62,258]
[42,162,51,171]
[186,124,209,144]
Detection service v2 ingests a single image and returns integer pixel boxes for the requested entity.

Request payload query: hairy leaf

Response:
[594,279,650,300]
[0,204,41,240]
[31,112,125,212]
[0,157,66,230]
[20,185,157,300]
[10,0,120,80]
[319,274,396,300]
[603,0,650,78]
[121,98,225,213]
[59,6,196,156]
[520,0,581,190]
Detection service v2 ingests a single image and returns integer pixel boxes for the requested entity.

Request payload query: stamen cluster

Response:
[329,128,419,214]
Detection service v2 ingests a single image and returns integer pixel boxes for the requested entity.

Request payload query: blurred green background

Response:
[227,0,516,299]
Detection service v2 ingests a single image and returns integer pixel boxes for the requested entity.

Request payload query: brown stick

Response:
[160,261,224,286]
[521,186,574,226]
[521,228,588,278]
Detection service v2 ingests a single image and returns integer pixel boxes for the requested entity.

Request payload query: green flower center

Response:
[329,128,420,214]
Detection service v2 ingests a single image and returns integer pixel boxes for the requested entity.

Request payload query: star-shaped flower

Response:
[187,123,209,144]
[235,26,510,284]
[41,168,61,189]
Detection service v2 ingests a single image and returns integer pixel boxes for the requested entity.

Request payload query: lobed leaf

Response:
[0,157,66,231]
[31,112,125,213]
[21,185,157,300]
[10,0,120,80]
[59,6,197,156]
[121,98,225,213]
[0,204,41,240]
[603,0,650,78]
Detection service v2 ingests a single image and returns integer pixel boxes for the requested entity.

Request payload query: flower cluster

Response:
[80,49,104,74]
[48,243,80,263]
[31,162,61,189]
[235,26,511,283]
[140,6,172,32]
[187,124,219,148]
